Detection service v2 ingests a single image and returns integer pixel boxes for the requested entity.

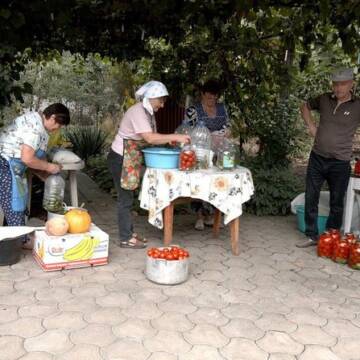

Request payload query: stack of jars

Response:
[317,229,360,269]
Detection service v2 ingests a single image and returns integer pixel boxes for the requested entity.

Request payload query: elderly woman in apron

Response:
[108,81,190,249]
[0,103,70,245]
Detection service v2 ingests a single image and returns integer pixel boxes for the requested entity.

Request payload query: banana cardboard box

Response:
[33,224,109,271]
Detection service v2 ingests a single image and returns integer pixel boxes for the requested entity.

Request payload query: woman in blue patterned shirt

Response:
[184,80,229,230]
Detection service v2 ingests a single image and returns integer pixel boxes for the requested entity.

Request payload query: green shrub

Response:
[65,125,109,163]
[244,158,304,216]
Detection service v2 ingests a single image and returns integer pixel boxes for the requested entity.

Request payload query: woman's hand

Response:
[172,134,191,144]
[46,163,62,174]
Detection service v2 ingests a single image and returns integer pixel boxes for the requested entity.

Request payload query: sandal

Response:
[120,237,147,249]
[132,233,148,244]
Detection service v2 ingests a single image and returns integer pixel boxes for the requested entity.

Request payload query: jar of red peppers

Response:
[179,145,197,171]
[348,242,360,270]
[317,231,333,258]
[331,236,350,264]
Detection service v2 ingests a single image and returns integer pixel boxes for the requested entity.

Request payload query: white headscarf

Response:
[135,81,169,115]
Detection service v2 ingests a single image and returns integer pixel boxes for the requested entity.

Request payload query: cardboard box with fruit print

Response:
[33,224,109,271]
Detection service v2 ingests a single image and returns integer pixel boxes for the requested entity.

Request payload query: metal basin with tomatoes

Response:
[145,245,190,285]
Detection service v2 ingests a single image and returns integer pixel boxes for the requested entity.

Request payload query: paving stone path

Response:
[1,173,360,360]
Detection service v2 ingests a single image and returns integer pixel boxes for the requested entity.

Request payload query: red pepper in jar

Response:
[317,231,333,258]
[348,242,360,270]
[332,236,350,264]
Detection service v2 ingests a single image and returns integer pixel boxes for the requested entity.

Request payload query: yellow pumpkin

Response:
[45,217,69,236]
[64,208,92,234]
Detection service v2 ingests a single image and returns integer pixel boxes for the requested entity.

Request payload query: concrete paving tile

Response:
[70,324,115,347]
[71,283,107,297]
[249,274,281,287]
[332,337,360,360]
[43,311,87,331]
[58,296,98,314]
[303,277,338,291]
[95,291,134,308]
[184,324,229,347]
[298,345,342,360]
[0,280,14,295]
[18,302,58,318]
[113,318,156,340]
[276,281,312,296]
[310,288,346,304]
[56,344,102,360]
[252,285,286,299]
[0,316,44,338]
[257,331,304,355]
[290,324,337,346]
[255,298,291,315]
[255,313,297,332]
[222,278,257,291]
[220,318,264,340]
[268,355,296,360]
[123,301,163,320]
[114,268,146,281]
[105,278,141,293]
[130,288,168,303]
[195,270,226,282]
[83,271,117,284]
[103,339,151,360]
[0,290,36,306]
[282,293,320,310]
[84,307,126,325]
[15,278,50,292]
[200,261,229,271]
[24,330,73,354]
[188,307,229,326]
[19,352,53,360]
[148,352,178,360]
[36,287,73,302]
[49,275,84,287]
[285,307,327,326]
[221,303,260,321]
[220,338,268,360]
[0,335,25,360]
[179,345,225,360]
[159,296,197,314]
[0,269,29,282]
[323,318,360,338]
[191,293,229,310]
[162,283,199,298]
[144,330,192,354]
[151,311,194,332]
[0,305,18,323]
[317,302,357,320]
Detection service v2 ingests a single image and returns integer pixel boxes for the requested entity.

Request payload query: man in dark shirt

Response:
[297,67,360,247]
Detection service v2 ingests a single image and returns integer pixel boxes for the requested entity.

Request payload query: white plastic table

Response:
[343,175,360,233]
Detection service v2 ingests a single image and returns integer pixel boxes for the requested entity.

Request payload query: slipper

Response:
[120,237,147,249]
[132,233,148,244]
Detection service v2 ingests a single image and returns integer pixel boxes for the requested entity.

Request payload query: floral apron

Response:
[8,149,46,212]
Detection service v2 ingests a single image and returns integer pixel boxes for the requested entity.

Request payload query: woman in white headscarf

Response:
[107,81,190,249]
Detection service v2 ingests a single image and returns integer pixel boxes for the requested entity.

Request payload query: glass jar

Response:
[348,242,360,269]
[317,231,333,258]
[43,174,65,213]
[191,120,211,169]
[331,236,350,264]
[217,139,236,170]
[354,158,360,176]
[179,145,197,171]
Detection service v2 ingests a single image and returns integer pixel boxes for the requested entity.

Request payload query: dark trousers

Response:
[305,151,350,239]
[107,149,134,243]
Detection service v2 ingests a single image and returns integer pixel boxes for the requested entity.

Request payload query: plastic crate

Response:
[295,205,328,234]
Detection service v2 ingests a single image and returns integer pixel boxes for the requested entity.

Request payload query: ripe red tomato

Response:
[166,253,174,261]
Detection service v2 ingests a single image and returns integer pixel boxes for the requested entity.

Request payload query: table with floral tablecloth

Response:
[140,165,254,224]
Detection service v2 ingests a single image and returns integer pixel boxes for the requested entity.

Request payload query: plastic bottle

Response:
[43,174,65,213]
[191,120,211,169]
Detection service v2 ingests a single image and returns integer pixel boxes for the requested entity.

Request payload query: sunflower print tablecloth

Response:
[139,166,254,229]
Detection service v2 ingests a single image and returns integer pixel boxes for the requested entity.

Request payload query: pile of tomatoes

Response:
[147,246,190,261]
[179,149,197,171]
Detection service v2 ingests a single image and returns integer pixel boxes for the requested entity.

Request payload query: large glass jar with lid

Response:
[217,139,236,170]
[43,174,65,213]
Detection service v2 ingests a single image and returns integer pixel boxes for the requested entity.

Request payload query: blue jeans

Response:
[305,151,350,239]
[107,149,134,243]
